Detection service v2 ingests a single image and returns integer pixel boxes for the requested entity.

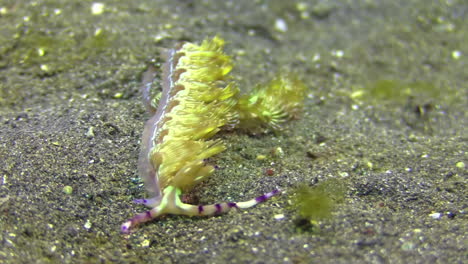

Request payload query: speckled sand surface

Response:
[0,1,466,263]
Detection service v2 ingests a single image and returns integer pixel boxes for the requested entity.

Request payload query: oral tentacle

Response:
[121,186,281,233]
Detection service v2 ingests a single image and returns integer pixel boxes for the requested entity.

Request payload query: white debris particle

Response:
[94,28,103,37]
[312,53,321,62]
[5,238,15,247]
[37,48,46,56]
[84,219,92,229]
[274,18,288,32]
[429,212,442,219]
[1,174,7,185]
[141,239,150,247]
[40,64,49,72]
[332,50,344,58]
[296,2,308,12]
[91,3,105,15]
[85,127,95,138]
[0,7,8,15]
[451,50,461,60]
[339,172,349,178]
[274,214,285,220]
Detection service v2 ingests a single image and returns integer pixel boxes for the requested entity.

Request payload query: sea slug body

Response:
[121,37,306,233]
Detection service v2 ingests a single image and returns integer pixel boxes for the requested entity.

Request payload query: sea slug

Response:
[122,36,306,233]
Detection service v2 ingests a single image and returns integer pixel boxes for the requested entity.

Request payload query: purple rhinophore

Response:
[198,205,204,214]
[215,204,222,213]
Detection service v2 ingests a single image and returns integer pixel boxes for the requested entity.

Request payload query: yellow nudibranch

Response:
[121,36,306,233]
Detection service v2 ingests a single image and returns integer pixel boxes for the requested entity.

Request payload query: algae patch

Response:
[4,28,115,74]
[292,179,346,224]
[351,79,459,106]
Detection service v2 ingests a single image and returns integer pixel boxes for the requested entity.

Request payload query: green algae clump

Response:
[358,79,447,104]
[292,179,346,222]
[236,73,307,132]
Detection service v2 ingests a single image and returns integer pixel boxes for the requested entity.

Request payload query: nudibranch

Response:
[122,36,306,233]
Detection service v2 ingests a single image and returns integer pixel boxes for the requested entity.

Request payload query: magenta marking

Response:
[215,204,222,213]
[255,195,267,203]
[134,199,145,204]
[271,189,280,195]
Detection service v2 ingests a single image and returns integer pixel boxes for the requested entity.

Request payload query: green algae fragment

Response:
[236,72,307,132]
[367,79,412,102]
[7,30,76,70]
[82,28,113,51]
[358,79,451,105]
[62,185,73,195]
[292,179,346,221]
[5,26,115,74]
[455,161,465,169]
